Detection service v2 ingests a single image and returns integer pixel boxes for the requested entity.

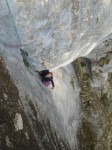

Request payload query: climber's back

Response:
[39,70,54,89]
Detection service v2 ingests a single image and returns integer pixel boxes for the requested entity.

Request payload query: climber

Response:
[39,70,54,89]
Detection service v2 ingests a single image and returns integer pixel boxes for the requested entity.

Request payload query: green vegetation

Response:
[23,59,30,68]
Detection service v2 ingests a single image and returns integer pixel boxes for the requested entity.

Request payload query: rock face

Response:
[0,0,112,150]
[1,56,78,150]
[0,56,39,150]
[74,38,112,150]
[1,0,112,69]
[0,1,81,149]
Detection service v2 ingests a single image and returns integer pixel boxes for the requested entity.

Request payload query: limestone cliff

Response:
[0,0,112,150]
[0,56,39,150]
[75,38,112,150]
[0,55,76,150]
[1,0,112,69]
[0,48,80,150]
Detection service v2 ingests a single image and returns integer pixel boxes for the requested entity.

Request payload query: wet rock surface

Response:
[74,38,112,150]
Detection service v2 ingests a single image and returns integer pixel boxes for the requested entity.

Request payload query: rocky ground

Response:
[74,38,112,150]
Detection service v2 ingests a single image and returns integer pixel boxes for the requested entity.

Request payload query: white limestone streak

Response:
[14,113,23,131]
